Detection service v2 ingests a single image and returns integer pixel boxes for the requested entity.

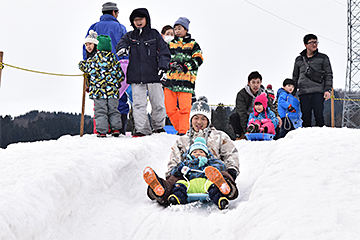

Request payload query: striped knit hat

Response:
[189,137,209,156]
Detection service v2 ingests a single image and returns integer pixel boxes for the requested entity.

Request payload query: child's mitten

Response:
[180,166,190,175]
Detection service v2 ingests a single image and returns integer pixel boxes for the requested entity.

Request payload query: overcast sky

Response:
[0,0,347,117]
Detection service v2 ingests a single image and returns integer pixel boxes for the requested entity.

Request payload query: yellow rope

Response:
[1,62,83,77]
[2,62,360,103]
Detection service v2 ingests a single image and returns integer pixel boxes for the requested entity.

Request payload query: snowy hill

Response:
[0,127,359,240]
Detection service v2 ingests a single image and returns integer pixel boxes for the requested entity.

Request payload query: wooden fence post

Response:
[80,75,87,137]
[0,51,3,87]
[331,88,335,128]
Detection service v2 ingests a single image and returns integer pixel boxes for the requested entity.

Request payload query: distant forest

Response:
[0,111,93,149]
[0,89,358,148]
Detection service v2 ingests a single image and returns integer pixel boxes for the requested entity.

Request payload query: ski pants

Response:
[299,92,324,127]
[94,98,122,134]
[131,83,166,135]
[164,88,192,134]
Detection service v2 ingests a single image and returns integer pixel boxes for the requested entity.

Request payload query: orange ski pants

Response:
[164,88,192,134]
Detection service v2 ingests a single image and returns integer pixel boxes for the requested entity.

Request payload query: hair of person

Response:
[161,25,173,35]
[102,10,118,15]
[248,71,262,82]
[303,34,317,44]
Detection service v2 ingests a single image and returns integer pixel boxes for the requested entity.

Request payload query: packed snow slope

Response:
[0,127,359,240]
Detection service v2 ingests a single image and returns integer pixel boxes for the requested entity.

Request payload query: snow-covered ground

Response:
[0,127,359,240]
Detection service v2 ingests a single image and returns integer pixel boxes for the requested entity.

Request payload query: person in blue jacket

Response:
[83,2,129,135]
[276,78,303,138]
[116,8,171,137]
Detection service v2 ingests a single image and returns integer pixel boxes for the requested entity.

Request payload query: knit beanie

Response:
[102,2,118,12]
[253,92,268,117]
[283,78,295,87]
[189,137,209,156]
[84,30,99,45]
[97,35,112,51]
[189,96,211,126]
[267,84,272,90]
[174,17,190,31]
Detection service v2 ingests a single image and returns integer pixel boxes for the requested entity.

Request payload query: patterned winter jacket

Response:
[79,51,124,99]
[170,154,226,180]
[165,34,203,94]
[165,126,239,177]
[292,49,333,95]
[235,85,279,131]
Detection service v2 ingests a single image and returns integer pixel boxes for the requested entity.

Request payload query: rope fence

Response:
[1,51,360,134]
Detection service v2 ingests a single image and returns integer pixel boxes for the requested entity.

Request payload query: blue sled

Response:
[187,193,210,202]
[245,133,275,141]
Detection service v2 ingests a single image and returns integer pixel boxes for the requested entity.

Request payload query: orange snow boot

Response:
[205,166,231,195]
[143,166,165,197]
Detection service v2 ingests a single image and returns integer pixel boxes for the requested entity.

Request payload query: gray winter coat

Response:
[292,49,333,95]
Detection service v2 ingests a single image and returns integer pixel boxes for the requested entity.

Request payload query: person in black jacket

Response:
[116,8,171,137]
[292,34,333,127]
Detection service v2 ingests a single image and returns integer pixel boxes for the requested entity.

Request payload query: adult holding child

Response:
[143,96,239,207]
[230,71,281,140]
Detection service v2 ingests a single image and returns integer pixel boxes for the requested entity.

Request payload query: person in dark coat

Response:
[292,33,333,127]
[116,8,171,137]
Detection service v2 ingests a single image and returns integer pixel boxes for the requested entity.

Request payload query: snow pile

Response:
[0,127,359,239]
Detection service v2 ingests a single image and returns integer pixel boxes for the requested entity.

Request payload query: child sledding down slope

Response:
[246,92,279,135]
[145,137,232,210]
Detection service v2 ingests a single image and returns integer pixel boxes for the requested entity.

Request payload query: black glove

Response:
[227,169,237,180]
[287,104,296,113]
[158,69,167,82]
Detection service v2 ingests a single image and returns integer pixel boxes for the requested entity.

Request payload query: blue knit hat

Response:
[189,137,209,155]
[174,17,190,31]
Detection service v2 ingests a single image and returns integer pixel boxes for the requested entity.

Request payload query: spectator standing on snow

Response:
[83,2,130,135]
[116,8,171,137]
[163,17,204,136]
[292,33,333,127]
[79,35,124,137]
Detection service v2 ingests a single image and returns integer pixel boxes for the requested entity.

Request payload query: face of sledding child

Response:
[283,84,294,94]
[85,42,95,53]
[191,114,209,132]
[191,149,206,159]
[254,102,264,113]
[248,78,262,95]
[133,17,146,28]
[174,25,188,38]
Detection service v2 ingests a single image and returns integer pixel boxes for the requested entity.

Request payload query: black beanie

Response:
[283,78,295,87]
